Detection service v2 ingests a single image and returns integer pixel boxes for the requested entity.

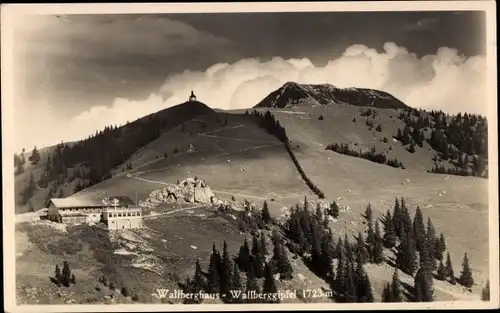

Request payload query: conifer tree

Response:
[61,261,72,287]
[354,262,374,302]
[262,201,271,224]
[445,252,457,285]
[355,232,369,264]
[400,198,412,236]
[392,198,403,238]
[414,268,434,302]
[481,280,490,301]
[396,230,418,276]
[54,264,62,285]
[436,260,446,280]
[435,233,446,261]
[372,221,384,264]
[329,201,339,218]
[344,234,355,263]
[192,259,206,293]
[335,237,347,292]
[383,210,397,248]
[231,262,243,303]
[364,203,373,224]
[390,269,403,302]
[245,266,261,303]
[220,241,233,296]
[381,283,392,302]
[413,206,426,252]
[366,222,375,262]
[320,230,335,278]
[459,253,474,288]
[263,263,279,303]
[237,238,251,272]
[207,243,221,293]
[425,218,437,267]
[344,262,357,303]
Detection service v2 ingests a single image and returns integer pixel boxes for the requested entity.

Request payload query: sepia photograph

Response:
[2,1,498,312]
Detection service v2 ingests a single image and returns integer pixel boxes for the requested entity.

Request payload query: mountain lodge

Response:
[46,196,143,230]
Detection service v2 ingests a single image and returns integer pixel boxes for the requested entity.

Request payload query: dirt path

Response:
[129,174,270,201]
[142,205,207,220]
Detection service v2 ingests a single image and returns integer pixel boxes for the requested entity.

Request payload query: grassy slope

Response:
[267,104,490,294]
[15,103,490,303]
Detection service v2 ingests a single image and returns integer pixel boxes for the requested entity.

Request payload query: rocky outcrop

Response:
[139,178,219,208]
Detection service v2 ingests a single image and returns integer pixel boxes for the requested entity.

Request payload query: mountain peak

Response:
[254,82,409,110]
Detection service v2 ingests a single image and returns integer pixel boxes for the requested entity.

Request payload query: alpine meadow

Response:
[4,4,498,311]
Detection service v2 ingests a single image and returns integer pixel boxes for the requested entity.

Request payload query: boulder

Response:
[139,178,218,207]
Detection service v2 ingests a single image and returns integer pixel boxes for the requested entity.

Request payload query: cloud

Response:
[14,15,233,59]
[17,42,487,151]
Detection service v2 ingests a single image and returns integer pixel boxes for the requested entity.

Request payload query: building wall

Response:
[61,215,87,224]
[106,216,143,230]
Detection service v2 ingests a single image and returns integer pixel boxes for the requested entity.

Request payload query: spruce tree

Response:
[364,203,373,224]
[390,269,403,302]
[396,230,418,276]
[54,264,62,284]
[262,201,271,224]
[344,261,357,303]
[245,266,261,303]
[392,198,403,238]
[320,230,335,278]
[344,234,355,263]
[414,268,434,302]
[445,252,456,285]
[383,210,397,249]
[61,261,72,287]
[335,237,347,292]
[329,201,339,218]
[192,259,206,293]
[278,244,294,280]
[436,260,446,280]
[425,218,437,267]
[354,262,374,302]
[231,262,243,303]
[381,283,392,302]
[237,238,251,272]
[263,263,279,303]
[372,221,384,264]
[220,241,233,296]
[413,206,426,252]
[459,253,474,288]
[207,243,221,293]
[435,233,446,261]
[481,280,490,301]
[355,232,369,264]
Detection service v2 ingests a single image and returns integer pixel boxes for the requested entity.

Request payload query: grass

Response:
[15,103,491,304]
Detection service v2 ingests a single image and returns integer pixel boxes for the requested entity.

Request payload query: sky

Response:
[11,10,488,152]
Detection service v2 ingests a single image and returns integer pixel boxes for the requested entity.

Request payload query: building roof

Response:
[50,196,136,208]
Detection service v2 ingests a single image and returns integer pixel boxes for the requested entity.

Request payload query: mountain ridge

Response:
[254,81,409,110]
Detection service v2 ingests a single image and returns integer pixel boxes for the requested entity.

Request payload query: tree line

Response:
[325,143,405,169]
[395,108,488,178]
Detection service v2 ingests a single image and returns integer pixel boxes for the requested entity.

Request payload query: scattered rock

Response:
[190,245,197,250]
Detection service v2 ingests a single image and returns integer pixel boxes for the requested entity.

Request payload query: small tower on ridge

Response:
[189,90,197,102]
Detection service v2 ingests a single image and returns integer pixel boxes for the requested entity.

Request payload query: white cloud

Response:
[16,42,487,151]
